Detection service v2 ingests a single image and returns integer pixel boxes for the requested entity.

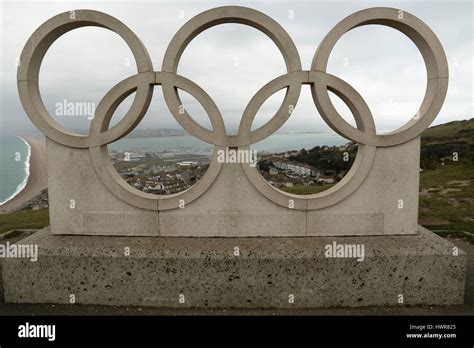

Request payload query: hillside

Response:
[420,118,474,169]
[419,118,474,234]
[422,118,474,140]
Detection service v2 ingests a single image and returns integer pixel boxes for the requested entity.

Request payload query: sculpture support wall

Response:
[46,137,420,236]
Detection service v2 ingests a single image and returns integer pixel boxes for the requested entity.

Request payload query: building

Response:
[271,158,316,177]
[317,176,335,184]
[129,153,147,161]
[179,161,198,166]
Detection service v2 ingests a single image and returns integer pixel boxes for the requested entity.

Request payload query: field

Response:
[418,118,474,235]
[419,161,474,233]
[0,208,49,234]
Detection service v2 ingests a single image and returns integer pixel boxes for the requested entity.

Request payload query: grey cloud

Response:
[1,0,472,137]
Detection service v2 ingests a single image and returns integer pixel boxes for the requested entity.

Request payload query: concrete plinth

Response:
[1,226,465,308]
[45,137,421,237]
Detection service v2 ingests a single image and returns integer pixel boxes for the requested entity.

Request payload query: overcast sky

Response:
[0,0,472,138]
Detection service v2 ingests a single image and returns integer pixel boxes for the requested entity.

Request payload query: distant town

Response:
[257,142,356,192]
[111,142,357,195]
[110,148,212,195]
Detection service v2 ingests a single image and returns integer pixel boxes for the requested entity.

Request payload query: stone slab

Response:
[1,226,465,308]
[46,137,420,237]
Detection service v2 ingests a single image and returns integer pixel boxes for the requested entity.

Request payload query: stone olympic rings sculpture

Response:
[17,6,448,211]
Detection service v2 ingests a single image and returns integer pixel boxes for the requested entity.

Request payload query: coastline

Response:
[0,136,47,214]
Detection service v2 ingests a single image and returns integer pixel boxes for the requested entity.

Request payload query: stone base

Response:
[1,226,466,308]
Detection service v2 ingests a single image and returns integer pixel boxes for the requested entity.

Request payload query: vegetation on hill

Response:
[0,208,49,234]
[420,118,474,170]
[419,161,474,233]
[418,118,474,234]
[287,145,357,173]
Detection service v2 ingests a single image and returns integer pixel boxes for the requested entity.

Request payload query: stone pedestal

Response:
[1,226,465,308]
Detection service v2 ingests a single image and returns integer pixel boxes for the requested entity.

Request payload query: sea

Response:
[108,132,347,153]
[0,135,31,205]
[0,132,346,205]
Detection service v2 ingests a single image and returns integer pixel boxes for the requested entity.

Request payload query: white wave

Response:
[0,136,31,205]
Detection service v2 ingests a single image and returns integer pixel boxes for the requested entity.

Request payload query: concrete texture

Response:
[16,7,449,237]
[2,226,466,308]
[45,137,419,236]
[46,138,159,236]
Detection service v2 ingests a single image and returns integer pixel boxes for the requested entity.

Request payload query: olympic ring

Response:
[17,10,154,149]
[17,6,449,211]
[89,71,225,210]
[161,6,302,147]
[311,7,449,147]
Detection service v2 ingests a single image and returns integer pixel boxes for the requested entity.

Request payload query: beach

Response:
[0,136,47,214]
